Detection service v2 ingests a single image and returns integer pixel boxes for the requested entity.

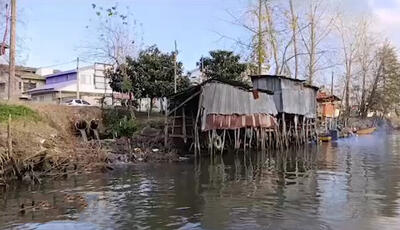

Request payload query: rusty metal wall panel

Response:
[201,83,278,116]
[204,114,277,131]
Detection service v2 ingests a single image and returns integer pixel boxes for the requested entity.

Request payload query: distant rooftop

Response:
[0,64,45,81]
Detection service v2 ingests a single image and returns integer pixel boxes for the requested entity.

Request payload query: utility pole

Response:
[331,71,334,96]
[76,57,80,99]
[173,40,178,93]
[8,0,16,101]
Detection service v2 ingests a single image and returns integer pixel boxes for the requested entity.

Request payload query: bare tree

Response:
[299,0,335,84]
[335,15,379,118]
[356,19,378,117]
[81,4,142,66]
[222,0,269,74]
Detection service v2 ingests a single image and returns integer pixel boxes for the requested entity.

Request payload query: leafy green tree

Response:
[198,50,248,82]
[108,46,190,113]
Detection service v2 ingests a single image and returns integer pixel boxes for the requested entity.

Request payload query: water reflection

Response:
[1,134,400,229]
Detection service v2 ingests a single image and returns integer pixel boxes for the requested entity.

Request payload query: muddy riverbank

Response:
[0,103,179,186]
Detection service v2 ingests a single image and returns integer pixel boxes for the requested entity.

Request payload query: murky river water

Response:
[2,133,400,229]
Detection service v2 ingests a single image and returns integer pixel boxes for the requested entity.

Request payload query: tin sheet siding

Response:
[252,77,317,118]
[281,79,316,118]
[253,78,283,112]
[201,83,278,116]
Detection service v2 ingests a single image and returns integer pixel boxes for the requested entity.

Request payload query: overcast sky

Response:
[3,0,400,72]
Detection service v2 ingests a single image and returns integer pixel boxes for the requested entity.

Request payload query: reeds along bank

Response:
[165,76,319,156]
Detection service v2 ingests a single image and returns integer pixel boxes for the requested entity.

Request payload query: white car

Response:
[63,99,91,106]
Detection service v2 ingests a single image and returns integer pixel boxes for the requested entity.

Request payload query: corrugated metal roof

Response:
[201,82,278,116]
[251,74,306,83]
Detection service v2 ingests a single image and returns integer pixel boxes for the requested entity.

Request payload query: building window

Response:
[0,83,5,93]
[23,82,37,91]
[19,82,22,90]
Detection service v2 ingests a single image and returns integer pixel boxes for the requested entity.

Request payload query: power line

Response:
[38,60,76,69]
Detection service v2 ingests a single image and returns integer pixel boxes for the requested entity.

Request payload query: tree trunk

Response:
[257,0,263,75]
[308,2,316,84]
[289,0,299,79]
[160,98,164,114]
[265,3,279,75]
[344,60,352,118]
[149,98,154,115]
[365,60,383,115]
[128,92,135,119]
[359,69,367,118]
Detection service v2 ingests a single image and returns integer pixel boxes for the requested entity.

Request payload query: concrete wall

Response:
[31,91,112,106]
[31,92,57,103]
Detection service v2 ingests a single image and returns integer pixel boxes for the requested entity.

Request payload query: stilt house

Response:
[166,79,278,154]
[250,75,319,145]
[317,90,341,132]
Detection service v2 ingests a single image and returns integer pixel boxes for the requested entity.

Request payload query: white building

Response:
[28,64,113,106]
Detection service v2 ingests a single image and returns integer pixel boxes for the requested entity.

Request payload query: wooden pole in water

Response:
[294,115,299,146]
[282,113,288,148]
[182,107,187,143]
[221,129,226,155]
[306,119,309,143]
[302,116,306,144]
[164,115,169,147]
[194,94,203,157]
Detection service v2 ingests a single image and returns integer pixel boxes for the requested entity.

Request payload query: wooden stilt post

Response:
[268,129,272,149]
[294,115,299,146]
[306,119,309,143]
[282,113,288,148]
[221,129,226,155]
[164,117,169,147]
[182,107,187,143]
[194,94,203,157]
[302,116,306,144]
[172,111,176,136]
[261,128,265,153]
[243,128,247,152]
[249,128,253,150]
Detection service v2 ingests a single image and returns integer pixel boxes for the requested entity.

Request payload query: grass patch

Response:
[0,104,41,123]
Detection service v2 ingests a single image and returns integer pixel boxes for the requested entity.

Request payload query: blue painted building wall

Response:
[46,71,77,84]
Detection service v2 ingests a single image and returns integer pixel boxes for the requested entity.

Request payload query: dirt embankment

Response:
[0,103,179,186]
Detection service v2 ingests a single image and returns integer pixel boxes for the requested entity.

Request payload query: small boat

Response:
[356,127,376,135]
[319,136,332,142]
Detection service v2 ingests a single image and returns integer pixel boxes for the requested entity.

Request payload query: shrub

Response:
[111,116,138,138]
[103,108,138,138]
